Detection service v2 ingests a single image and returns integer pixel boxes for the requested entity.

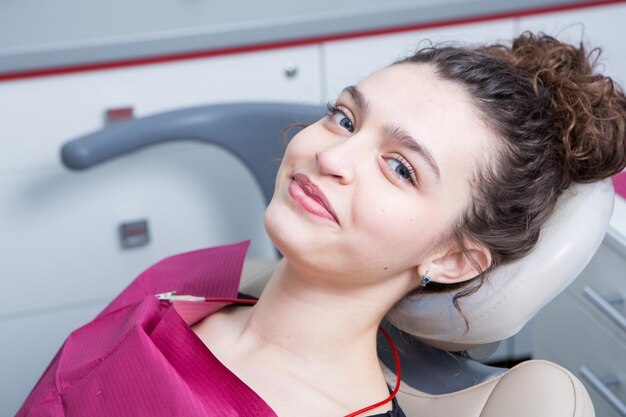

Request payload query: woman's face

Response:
[264,63,495,288]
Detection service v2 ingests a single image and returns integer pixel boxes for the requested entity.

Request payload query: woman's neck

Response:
[237,258,414,388]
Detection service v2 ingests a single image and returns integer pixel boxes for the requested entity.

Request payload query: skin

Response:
[193,63,493,416]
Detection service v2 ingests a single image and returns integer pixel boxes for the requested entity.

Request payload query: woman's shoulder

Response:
[191,302,252,352]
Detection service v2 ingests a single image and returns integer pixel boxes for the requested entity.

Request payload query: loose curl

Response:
[396,32,626,324]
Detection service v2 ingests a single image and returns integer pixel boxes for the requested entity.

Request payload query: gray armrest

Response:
[61,102,326,205]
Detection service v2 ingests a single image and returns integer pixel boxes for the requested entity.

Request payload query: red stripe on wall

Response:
[1,0,624,82]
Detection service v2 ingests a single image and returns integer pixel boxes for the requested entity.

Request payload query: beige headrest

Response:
[386,180,614,351]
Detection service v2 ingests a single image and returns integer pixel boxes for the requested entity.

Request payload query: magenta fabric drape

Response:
[612,170,626,199]
[16,240,279,417]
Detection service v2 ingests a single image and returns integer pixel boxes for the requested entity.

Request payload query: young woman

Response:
[17,32,626,417]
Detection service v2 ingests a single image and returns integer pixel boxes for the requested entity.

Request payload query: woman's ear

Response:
[422,240,491,285]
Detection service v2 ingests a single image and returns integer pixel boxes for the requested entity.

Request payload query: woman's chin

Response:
[263,201,292,257]
[264,203,328,270]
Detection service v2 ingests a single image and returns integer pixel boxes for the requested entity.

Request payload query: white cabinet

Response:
[534,198,626,417]
[0,46,322,172]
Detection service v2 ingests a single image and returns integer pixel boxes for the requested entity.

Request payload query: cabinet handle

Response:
[582,286,626,334]
[579,366,626,416]
[284,63,298,79]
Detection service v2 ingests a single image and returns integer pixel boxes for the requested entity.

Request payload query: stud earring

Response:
[420,272,431,287]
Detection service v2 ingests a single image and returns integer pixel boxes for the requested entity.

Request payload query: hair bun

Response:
[504,32,626,185]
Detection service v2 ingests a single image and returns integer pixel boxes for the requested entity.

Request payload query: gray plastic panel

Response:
[1,0,585,75]
[61,102,326,206]
[378,323,506,394]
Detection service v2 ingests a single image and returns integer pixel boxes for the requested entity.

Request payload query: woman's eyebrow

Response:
[343,85,370,115]
[384,125,441,182]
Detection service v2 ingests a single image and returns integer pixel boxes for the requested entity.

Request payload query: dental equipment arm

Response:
[61,102,325,205]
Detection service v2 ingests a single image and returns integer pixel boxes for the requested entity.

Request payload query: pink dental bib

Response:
[17,241,277,417]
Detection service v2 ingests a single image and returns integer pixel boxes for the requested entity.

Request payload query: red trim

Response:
[1,0,624,82]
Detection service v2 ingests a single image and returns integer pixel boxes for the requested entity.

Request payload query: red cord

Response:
[201,297,402,417]
[343,326,402,417]
[202,297,258,305]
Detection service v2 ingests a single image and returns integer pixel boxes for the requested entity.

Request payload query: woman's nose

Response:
[315,146,355,185]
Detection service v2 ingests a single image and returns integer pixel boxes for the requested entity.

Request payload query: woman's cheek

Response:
[361,203,416,242]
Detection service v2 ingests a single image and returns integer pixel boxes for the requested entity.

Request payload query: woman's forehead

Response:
[355,64,470,113]
[354,64,496,184]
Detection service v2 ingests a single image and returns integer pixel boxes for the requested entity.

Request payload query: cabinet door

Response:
[534,292,626,417]
[517,3,626,83]
[323,19,515,101]
[566,231,626,345]
[0,45,321,172]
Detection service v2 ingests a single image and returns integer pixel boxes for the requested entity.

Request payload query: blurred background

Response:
[1,1,625,415]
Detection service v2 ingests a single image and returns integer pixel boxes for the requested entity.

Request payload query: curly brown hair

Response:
[396,32,626,321]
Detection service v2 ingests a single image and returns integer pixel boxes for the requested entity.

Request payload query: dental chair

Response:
[62,103,611,417]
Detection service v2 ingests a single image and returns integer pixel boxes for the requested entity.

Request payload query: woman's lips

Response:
[289,174,339,224]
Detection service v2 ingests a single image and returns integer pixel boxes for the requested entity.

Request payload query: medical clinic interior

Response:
[2,1,626,416]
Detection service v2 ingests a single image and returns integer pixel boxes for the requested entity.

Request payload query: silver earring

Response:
[420,272,431,287]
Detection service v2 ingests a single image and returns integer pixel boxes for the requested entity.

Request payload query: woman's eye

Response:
[326,104,354,133]
[386,157,417,186]
[333,112,354,132]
